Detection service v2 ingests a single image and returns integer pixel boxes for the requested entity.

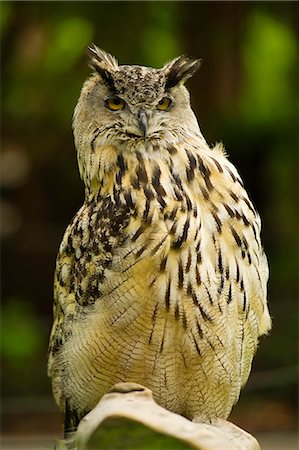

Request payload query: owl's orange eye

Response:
[157,96,172,111]
[105,96,126,111]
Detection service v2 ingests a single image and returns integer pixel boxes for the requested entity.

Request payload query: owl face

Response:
[73,46,202,187]
[74,46,201,145]
[84,65,173,141]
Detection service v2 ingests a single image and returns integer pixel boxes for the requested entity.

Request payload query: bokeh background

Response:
[1,1,298,448]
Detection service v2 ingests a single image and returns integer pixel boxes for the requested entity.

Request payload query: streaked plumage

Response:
[48,46,271,433]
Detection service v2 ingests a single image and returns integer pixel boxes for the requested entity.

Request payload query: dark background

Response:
[1,0,298,440]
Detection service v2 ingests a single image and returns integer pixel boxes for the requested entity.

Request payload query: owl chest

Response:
[64,188,200,334]
[61,195,241,419]
[66,180,204,302]
[66,199,213,359]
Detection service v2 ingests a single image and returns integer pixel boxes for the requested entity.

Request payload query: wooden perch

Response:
[68,382,260,450]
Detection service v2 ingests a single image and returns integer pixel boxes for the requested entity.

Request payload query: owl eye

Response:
[157,96,172,111]
[105,96,126,111]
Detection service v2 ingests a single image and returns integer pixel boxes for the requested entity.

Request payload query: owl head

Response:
[73,45,201,187]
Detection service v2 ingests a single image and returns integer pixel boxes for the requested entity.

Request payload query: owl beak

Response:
[138,110,148,138]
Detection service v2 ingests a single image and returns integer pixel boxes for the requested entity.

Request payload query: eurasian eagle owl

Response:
[48,45,271,434]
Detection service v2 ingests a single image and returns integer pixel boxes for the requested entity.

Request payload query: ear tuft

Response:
[163,56,202,89]
[86,44,118,87]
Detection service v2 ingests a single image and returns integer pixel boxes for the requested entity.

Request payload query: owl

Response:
[48,45,271,436]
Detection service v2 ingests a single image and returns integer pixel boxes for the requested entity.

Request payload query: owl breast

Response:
[51,139,269,423]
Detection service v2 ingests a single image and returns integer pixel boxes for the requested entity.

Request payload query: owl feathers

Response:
[48,45,271,435]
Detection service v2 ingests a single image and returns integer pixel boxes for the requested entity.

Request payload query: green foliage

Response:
[44,18,94,74]
[1,298,42,362]
[0,1,12,33]
[241,9,297,126]
[138,2,182,67]
[0,298,48,397]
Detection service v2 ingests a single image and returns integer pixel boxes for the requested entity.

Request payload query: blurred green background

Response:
[1,0,298,442]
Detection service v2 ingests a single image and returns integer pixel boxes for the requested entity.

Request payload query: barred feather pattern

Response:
[48,129,271,424]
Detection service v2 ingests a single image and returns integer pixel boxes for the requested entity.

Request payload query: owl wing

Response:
[170,141,271,386]
[47,217,78,408]
[47,196,133,407]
